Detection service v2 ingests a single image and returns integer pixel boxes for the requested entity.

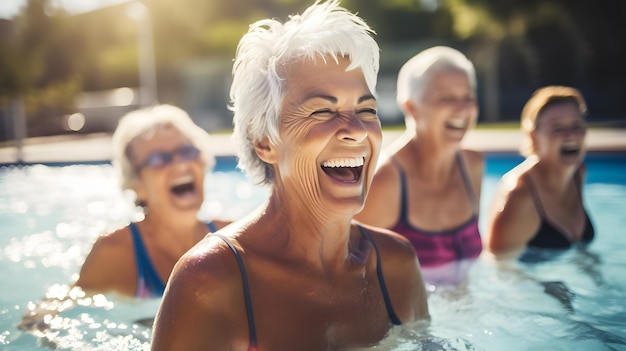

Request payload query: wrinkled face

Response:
[412,69,477,142]
[533,102,587,165]
[131,125,205,214]
[268,56,382,216]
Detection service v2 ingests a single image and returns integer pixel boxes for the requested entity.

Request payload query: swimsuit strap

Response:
[572,168,586,203]
[393,154,478,220]
[390,157,410,223]
[455,151,479,215]
[129,222,146,275]
[523,174,548,219]
[211,234,258,351]
[130,222,166,297]
[357,225,402,326]
[207,221,217,233]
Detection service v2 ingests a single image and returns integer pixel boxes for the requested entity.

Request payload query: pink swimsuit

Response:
[389,153,483,269]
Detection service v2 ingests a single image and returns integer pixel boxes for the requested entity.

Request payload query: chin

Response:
[325,196,366,216]
[170,197,203,212]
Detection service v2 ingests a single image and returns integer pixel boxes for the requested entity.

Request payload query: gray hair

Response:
[229,0,380,185]
[396,46,476,110]
[111,104,215,191]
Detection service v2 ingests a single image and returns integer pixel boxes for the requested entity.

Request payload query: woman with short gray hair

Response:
[152,1,429,350]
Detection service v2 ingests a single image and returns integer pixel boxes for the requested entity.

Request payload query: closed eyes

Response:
[309,108,378,121]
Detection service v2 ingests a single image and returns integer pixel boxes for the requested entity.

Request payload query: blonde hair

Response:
[111,104,215,190]
[520,86,587,157]
[229,0,380,185]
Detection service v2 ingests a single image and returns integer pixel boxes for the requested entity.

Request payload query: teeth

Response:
[171,175,193,186]
[321,157,364,168]
[446,119,467,129]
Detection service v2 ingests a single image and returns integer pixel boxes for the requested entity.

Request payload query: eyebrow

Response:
[304,94,376,104]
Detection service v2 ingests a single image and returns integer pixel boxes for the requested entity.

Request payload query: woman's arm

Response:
[151,242,247,351]
[75,227,135,296]
[485,174,540,259]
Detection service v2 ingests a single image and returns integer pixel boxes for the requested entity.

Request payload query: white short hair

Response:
[111,104,215,190]
[396,46,476,109]
[229,0,380,185]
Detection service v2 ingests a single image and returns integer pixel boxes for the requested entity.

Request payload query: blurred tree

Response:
[1,0,624,138]
[448,0,626,120]
[3,0,83,135]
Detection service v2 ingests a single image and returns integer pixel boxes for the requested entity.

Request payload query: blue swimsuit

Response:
[213,225,401,351]
[131,221,217,298]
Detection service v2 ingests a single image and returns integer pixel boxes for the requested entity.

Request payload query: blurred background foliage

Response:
[0,0,624,139]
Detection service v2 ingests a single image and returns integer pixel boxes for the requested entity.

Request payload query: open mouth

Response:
[445,119,467,131]
[560,145,581,157]
[321,157,364,183]
[170,176,196,197]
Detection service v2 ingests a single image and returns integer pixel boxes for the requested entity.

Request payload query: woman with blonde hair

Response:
[485,86,594,260]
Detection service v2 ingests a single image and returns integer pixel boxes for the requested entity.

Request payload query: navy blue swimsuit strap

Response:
[523,175,548,218]
[573,168,586,202]
[357,225,402,326]
[211,234,258,351]
[390,157,409,223]
[455,151,479,215]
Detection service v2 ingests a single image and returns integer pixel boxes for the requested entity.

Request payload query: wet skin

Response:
[151,56,429,351]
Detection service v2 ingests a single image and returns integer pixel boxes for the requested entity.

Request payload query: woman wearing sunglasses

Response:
[71,104,231,298]
[20,104,231,331]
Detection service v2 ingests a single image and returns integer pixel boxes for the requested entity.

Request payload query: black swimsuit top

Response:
[524,175,595,250]
[212,226,401,351]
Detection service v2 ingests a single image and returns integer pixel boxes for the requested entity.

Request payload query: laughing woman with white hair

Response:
[151,1,429,350]
[20,104,231,331]
[355,46,484,286]
[73,104,231,298]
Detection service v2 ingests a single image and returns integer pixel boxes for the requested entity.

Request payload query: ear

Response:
[530,129,538,145]
[402,99,418,119]
[254,136,278,164]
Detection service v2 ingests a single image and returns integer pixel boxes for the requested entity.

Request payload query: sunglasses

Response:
[136,145,201,171]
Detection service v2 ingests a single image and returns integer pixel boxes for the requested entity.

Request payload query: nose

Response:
[455,98,476,111]
[562,125,587,139]
[337,112,368,143]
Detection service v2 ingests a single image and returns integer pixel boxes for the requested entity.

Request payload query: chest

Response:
[245,267,393,350]
[533,187,588,241]
[403,173,475,229]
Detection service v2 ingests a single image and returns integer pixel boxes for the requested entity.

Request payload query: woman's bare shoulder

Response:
[461,148,484,164]
[174,234,241,285]
[87,225,133,254]
[353,157,401,226]
[498,160,537,197]
[211,219,233,231]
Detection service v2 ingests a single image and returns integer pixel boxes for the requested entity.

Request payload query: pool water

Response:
[1,154,625,350]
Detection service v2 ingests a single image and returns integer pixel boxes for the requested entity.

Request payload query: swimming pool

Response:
[1,153,625,350]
